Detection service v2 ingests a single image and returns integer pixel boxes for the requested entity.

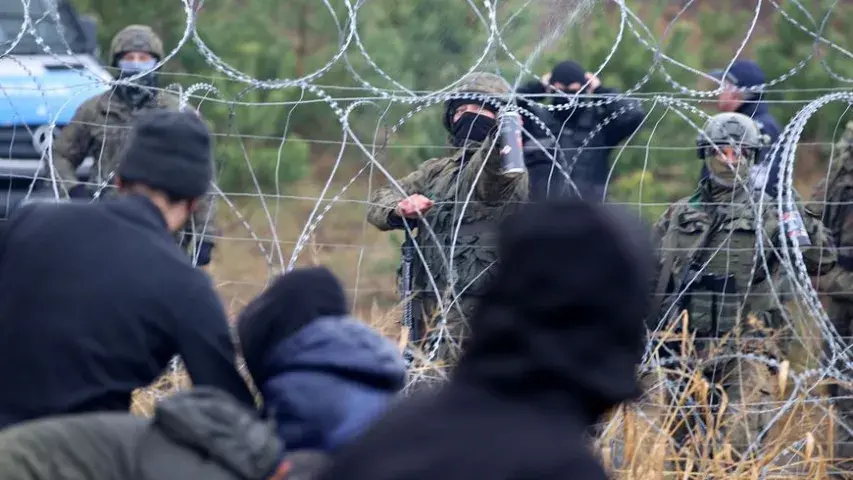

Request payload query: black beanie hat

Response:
[237,267,349,383]
[550,60,586,88]
[489,200,652,314]
[117,110,213,199]
[455,200,654,418]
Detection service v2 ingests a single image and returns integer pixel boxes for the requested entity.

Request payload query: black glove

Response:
[194,240,214,267]
[68,184,92,199]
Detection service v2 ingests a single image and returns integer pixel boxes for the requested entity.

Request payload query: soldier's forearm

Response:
[192,195,219,240]
[368,209,406,231]
[473,135,520,201]
[47,157,82,190]
[190,223,219,244]
[367,199,404,231]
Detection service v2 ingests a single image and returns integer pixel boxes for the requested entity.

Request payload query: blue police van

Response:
[0,0,110,217]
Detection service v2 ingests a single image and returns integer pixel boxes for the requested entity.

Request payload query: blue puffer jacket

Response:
[257,317,407,452]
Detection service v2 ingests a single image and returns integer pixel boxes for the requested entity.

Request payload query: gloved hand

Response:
[68,184,92,200]
[194,240,215,267]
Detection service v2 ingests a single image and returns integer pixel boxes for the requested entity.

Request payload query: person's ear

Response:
[187,198,201,213]
[114,177,125,192]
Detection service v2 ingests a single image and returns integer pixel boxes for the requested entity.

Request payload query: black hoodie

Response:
[318,200,654,480]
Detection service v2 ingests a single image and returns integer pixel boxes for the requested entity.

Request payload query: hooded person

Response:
[0,387,288,480]
[237,266,407,452]
[320,199,655,480]
[366,72,529,366]
[0,110,254,429]
[702,59,782,197]
[48,24,219,267]
[516,60,646,201]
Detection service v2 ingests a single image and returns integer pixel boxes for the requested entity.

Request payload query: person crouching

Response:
[237,266,408,452]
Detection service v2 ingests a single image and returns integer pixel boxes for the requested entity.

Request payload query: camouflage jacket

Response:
[650,183,836,338]
[48,91,219,244]
[367,134,528,303]
[807,120,853,302]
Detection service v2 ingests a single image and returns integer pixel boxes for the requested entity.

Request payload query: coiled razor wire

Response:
[5,0,853,470]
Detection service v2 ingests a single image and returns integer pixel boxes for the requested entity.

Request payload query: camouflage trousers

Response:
[827,300,853,477]
[638,347,778,470]
[413,293,478,366]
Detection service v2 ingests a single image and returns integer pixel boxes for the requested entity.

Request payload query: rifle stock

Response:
[400,227,420,351]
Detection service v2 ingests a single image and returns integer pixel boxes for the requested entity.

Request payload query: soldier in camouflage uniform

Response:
[48,25,218,266]
[807,120,853,476]
[645,112,838,461]
[366,72,528,364]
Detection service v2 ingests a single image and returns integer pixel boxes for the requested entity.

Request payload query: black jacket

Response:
[320,200,654,480]
[518,100,575,201]
[0,194,253,428]
[518,81,646,200]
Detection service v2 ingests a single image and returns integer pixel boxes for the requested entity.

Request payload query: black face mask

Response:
[450,112,496,148]
[114,59,158,108]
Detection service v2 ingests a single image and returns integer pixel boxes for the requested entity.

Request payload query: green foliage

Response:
[216,134,309,194]
[67,0,853,207]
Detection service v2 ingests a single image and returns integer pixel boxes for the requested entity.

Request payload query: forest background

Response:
[65,0,853,315]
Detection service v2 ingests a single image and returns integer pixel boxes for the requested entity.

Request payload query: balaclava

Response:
[548,61,588,126]
[447,102,498,148]
[443,72,511,149]
[551,61,587,91]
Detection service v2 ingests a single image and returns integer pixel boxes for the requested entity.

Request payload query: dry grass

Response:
[128,163,848,478]
[598,380,838,479]
[596,310,841,479]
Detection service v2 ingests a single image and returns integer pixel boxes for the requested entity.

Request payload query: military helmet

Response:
[454,72,512,96]
[109,25,164,65]
[696,112,763,160]
[443,72,511,133]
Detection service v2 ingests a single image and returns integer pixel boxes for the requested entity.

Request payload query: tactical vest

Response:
[411,208,499,303]
[661,199,780,336]
[409,159,511,303]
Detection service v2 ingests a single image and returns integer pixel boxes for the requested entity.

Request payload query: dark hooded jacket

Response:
[319,199,655,480]
[701,60,782,196]
[0,387,283,480]
[518,63,646,201]
[258,318,407,452]
[237,267,407,452]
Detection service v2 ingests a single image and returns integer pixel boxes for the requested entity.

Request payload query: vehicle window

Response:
[0,0,86,55]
